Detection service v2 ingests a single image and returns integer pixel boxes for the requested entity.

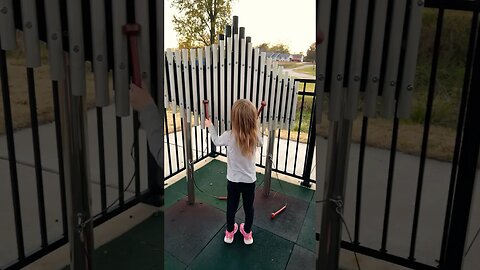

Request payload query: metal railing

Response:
[163,78,317,186]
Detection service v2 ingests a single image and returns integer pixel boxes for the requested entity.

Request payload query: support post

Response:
[59,53,93,270]
[184,119,195,204]
[442,24,480,269]
[317,89,353,269]
[263,127,276,197]
[302,103,316,187]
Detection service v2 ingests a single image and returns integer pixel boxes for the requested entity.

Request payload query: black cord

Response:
[465,225,480,257]
[314,199,361,270]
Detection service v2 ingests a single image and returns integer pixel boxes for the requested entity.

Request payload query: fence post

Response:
[317,89,353,269]
[59,53,93,270]
[302,99,316,187]
[184,119,195,204]
[263,128,276,197]
[442,25,480,269]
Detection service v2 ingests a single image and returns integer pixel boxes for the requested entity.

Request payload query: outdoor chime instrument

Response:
[163,17,300,135]
[163,16,295,218]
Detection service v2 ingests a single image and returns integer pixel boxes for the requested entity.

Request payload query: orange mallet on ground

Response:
[271,204,287,219]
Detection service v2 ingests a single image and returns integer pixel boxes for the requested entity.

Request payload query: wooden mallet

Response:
[203,100,210,120]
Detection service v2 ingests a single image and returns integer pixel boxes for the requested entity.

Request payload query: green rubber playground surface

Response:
[64,159,315,269]
[165,159,316,270]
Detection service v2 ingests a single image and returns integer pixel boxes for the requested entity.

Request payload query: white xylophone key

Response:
[90,0,109,106]
[398,0,424,118]
[45,0,65,81]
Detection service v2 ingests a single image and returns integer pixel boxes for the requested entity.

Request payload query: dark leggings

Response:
[226,180,255,233]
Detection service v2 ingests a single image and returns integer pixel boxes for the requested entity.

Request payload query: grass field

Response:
[294,65,315,77]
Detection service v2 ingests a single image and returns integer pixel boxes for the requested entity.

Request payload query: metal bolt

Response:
[390,81,396,87]
[73,46,79,53]
[25,22,32,29]
[51,33,58,41]
[1,6,8,14]
[407,85,414,91]
[372,76,379,83]
[417,0,424,6]
[337,74,343,81]
[354,75,360,82]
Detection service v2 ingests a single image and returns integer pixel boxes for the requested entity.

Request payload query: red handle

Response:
[258,101,266,118]
[203,100,210,119]
[270,204,287,219]
[216,196,227,200]
[123,24,142,87]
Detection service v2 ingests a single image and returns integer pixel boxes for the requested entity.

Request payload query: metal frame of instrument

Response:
[164,16,300,202]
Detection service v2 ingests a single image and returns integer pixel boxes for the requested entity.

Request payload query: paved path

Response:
[284,64,315,79]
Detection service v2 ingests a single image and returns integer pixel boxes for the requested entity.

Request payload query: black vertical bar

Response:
[354,117,368,244]
[195,127,199,160]
[26,68,48,247]
[133,112,140,197]
[439,9,478,267]
[180,118,186,170]
[172,112,180,172]
[380,117,400,252]
[443,14,480,268]
[116,117,124,206]
[0,49,25,259]
[293,83,307,174]
[409,7,444,260]
[52,81,68,236]
[284,80,294,173]
[96,107,107,210]
[302,88,316,187]
[164,108,173,175]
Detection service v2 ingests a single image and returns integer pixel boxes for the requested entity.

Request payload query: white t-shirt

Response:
[207,127,263,183]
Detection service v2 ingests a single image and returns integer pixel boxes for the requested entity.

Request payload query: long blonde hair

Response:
[231,99,259,158]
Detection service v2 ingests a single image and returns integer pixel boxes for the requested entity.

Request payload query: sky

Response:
[164,0,315,54]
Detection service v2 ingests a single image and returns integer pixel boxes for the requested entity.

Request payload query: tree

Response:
[304,42,315,62]
[171,0,233,49]
[257,42,290,54]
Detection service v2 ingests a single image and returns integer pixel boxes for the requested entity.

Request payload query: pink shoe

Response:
[240,223,253,245]
[224,223,238,244]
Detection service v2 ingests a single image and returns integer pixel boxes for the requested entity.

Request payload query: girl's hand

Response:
[129,83,154,112]
[205,118,212,128]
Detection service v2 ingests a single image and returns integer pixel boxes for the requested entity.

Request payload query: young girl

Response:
[205,99,263,245]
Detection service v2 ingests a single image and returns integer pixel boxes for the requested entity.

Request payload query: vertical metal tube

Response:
[263,128,276,197]
[318,88,353,269]
[59,53,93,270]
[184,118,195,204]
[0,0,16,50]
